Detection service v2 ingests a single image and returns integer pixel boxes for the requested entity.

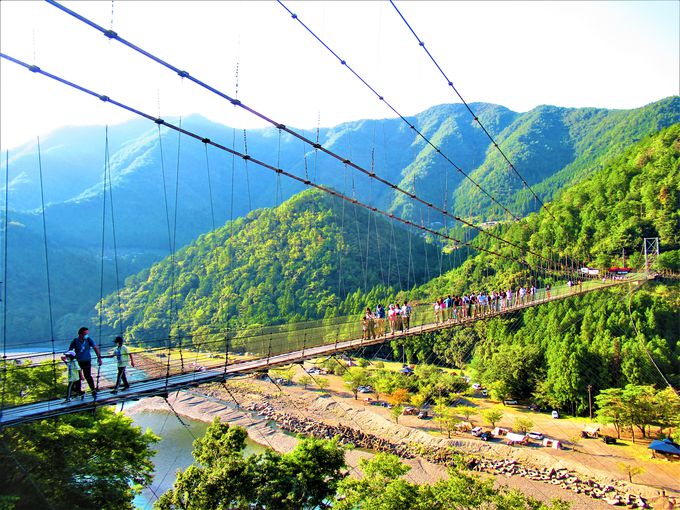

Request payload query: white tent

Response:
[506,432,526,443]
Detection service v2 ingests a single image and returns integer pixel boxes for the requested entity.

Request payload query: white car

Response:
[551,410,560,419]
[527,431,544,440]
[472,383,482,390]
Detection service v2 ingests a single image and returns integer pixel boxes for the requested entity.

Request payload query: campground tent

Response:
[648,438,680,458]
[506,432,528,445]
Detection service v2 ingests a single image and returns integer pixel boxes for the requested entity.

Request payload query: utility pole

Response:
[587,384,593,421]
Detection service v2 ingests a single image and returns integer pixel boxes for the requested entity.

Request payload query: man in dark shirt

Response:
[68,326,103,398]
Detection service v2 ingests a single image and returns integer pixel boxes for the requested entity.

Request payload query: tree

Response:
[297,375,312,388]
[343,367,371,400]
[654,387,680,435]
[433,398,450,436]
[410,392,428,412]
[157,418,346,510]
[335,452,571,510]
[315,377,330,392]
[482,409,503,428]
[453,405,476,424]
[617,463,644,484]
[622,384,656,441]
[391,405,405,424]
[595,387,626,439]
[389,388,410,407]
[0,409,158,510]
[334,453,417,510]
[513,417,534,433]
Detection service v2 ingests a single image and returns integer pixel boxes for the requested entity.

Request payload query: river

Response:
[129,407,265,509]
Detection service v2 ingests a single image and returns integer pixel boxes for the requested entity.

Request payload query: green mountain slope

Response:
[452,96,680,219]
[99,189,448,344]
[401,125,680,409]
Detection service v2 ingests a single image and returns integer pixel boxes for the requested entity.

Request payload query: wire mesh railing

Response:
[0,275,643,416]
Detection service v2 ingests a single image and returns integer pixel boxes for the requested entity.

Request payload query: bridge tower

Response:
[643,237,659,275]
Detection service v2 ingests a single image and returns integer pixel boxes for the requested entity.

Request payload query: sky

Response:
[1,0,678,150]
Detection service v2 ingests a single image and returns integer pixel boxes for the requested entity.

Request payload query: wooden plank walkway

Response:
[0,277,644,427]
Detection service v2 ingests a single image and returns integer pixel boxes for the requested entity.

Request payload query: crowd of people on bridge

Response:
[360,278,596,340]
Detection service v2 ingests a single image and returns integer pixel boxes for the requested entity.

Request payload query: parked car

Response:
[471,426,483,437]
[528,403,541,412]
[357,385,373,393]
[551,410,560,419]
[527,431,544,440]
[306,368,321,375]
[481,389,488,397]
[472,383,482,390]
[417,410,429,419]
[402,407,418,415]
[480,431,493,441]
[602,435,617,444]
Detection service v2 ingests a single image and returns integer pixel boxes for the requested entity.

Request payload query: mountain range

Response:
[2,97,678,344]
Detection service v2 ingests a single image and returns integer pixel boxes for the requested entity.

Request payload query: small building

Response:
[581,425,600,438]
[492,426,511,436]
[648,438,680,458]
[542,438,562,449]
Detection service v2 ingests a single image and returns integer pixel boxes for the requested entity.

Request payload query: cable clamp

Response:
[448,81,453,86]
[340,60,346,65]
[231,99,241,106]
[155,118,165,125]
[342,159,350,164]
[277,123,286,129]
[28,65,41,73]
[104,29,118,39]
[242,155,251,161]
[177,70,190,78]
[419,41,425,47]
[313,143,322,149]
[99,95,110,102]
[292,13,298,19]
[202,138,210,144]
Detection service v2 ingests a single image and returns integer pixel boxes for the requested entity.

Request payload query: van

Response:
[551,410,560,419]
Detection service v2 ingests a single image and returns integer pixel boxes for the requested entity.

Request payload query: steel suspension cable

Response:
[388,0,556,222]
[1,151,8,415]
[36,138,58,399]
[0,52,546,277]
[96,130,110,392]
[277,0,573,273]
[107,131,124,335]
[43,0,560,272]
[275,0,520,224]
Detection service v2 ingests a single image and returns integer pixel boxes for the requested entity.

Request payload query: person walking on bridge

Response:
[68,327,102,399]
[111,336,135,393]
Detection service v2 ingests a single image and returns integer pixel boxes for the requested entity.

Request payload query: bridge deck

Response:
[0,277,643,427]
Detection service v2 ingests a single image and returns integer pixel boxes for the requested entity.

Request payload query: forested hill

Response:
[416,123,680,297]
[451,96,680,219]
[3,98,678,345]
[98,189,448,343]
[403,125,680,411]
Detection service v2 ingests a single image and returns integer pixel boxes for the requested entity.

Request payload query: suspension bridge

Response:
[0,1,658,429]
[0,276,645,427]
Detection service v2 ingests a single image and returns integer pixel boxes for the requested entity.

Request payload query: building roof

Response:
[648,439,680,455]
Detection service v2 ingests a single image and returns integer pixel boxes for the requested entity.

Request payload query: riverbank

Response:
[126,385,676,509]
